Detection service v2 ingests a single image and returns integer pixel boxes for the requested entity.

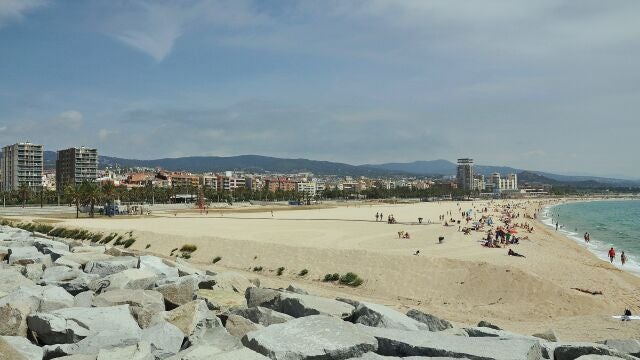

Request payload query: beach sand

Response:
[30,199,640,341]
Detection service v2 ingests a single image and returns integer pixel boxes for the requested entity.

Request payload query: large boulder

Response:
[0,246,8,262]
[141,321,184,359]
[173,258,204,277]
[351,302,431,331]
[56,253,112,266]
[166,327,267,360]
[245,288,355,319]
[93,289,164,328]
[195,288,246,311]
[42,247,72,262]
[156,275,212,308]
[33,238,69,253]
[357,325,544,360]
[138,256,179,279]
[89,269,158,292]
[74,291,95,308]
[242,315,378,360]
[95,342,153,360]
[602,339,640,357]
[27,305,141,346]
[553,343,638,360]
[405,309,453,332]
[1,336,43,360]
[225,314,263,338]
[72,245,106,254]
[0,268,35,293]
[84,257,139,277]
[0,302,31,336]
[0,336,28,360]
[0,285,74,313]
[40,267,99,295]
[209,272,255,294]
[232,306,294,326]
[153,299,222,346]
[7,247,51,266]
[21,263,45,281]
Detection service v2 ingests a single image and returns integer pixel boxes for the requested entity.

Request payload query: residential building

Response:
[1,142,44,191]
[200,174,218,191]
[456,158,474,191]
[489,173,518,191]
[297,181,317,197]
[56,147,98,192]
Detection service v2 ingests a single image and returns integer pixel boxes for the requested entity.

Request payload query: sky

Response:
[1,0,639,178]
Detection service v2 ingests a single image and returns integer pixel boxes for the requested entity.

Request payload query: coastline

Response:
[540,199,640,276]
[5,198,640,341]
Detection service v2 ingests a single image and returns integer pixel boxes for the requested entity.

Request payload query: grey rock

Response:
[44,330,141,358]
[0,268,36,293]
[154,299,223,346]
[286,284,309,295]
[602,339,640,357]
[84,256,139,277]
[554,343,638,360]
[405,309,453,331]
[1,336,43,360]
[357,325,544,360]
[27,305,141,345]
[242,315,378,360]
[210,272,255,293]
[96,341,154,360]
[532,329,558,342]
[72,245,106,254]
[93,289,165,328]
[0,302,31,336]
[352,302,430,331]
[104,246,136,257]
[575,356,632,360]
[477,320,502,330]
[225,314,263,338]
[7,247,51,266]
[89,268,158,292]
[42,247,72,262]
[74,291,95,307]
[166,328,268,359]
[33,238,69,253]
[141,321,184,359]
[53,256,82,269]
[245,287,280,308]
[56,253,113,266]
[21,263,44,281]
[173,258,204,276]
[0,285,74,313]
[54,355,97,360]
[463,326,538,341]
[0,335,28,360]
[232,306,294,326]
[40,267,99,295]
[156,275,200,308]
[138,255,179,279]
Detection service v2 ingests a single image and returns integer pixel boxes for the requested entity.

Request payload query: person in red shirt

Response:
[608,247,616,263]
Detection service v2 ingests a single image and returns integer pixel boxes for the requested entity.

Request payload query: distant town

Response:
[0,141,578,208]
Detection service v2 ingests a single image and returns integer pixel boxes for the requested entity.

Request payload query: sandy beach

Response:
[15,199,640,341]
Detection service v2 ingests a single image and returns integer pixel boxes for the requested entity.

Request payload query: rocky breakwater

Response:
[0,224,639,360]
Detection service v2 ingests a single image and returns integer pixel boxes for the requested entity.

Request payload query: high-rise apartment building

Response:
[56,147,98,192]
[1,142,44,191]
[456,158,474,191]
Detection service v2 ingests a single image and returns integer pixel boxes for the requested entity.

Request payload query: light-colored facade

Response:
[297,181,317,196]
[56,147,98,191]
[490,172,518,191]
[456,158,474,191]
[2,142,44,191]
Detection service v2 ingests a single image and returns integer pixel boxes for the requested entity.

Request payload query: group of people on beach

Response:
[608,247,628,266]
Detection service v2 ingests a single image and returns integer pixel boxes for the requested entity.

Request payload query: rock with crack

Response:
[405,309,453,332]
[141,321,184,359]
[242,315,378,360]
[89,269,158,293]
[1,336,43,360]
[84,257,139,277]
[92,289,165,328]
[351,302,432,331]
[152,299,223,346]
[357,325,544,360]
[245,287,355,319]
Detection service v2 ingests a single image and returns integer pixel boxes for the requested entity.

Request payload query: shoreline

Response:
[540,199,640,277]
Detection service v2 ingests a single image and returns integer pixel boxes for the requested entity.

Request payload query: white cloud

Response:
[98,128,113,140]
[53,110,83,129]
[103,0,266,61]
[0,0,46,28]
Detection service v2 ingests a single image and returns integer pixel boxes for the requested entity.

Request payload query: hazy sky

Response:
[1,1,639,178]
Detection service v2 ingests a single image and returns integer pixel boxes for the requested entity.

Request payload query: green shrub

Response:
[298,269,309,276]
[145,244,151,249]
[323,273,340,282]
[212,256,222,264]
[339,272,363,287]
[90,233,103,243]
[276,267,285,276]
[100,233,116,244]
[113,237,124,246]
[180,253,191,259]
[180,244,197,253]
[123,238,136,248]
[253,266,263,272]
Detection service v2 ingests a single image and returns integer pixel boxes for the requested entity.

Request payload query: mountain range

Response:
[41,151,640,188]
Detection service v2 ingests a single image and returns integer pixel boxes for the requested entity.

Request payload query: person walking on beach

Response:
[556,222,559,231]
[621,251,627,266]
[609,247,616,263]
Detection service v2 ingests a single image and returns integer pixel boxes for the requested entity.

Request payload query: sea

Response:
[542,199,640,275]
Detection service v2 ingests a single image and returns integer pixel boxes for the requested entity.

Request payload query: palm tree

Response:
[18,184,31,208]
[80,181,101,218]
[65,185,82,218]
[101,181,117,216]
